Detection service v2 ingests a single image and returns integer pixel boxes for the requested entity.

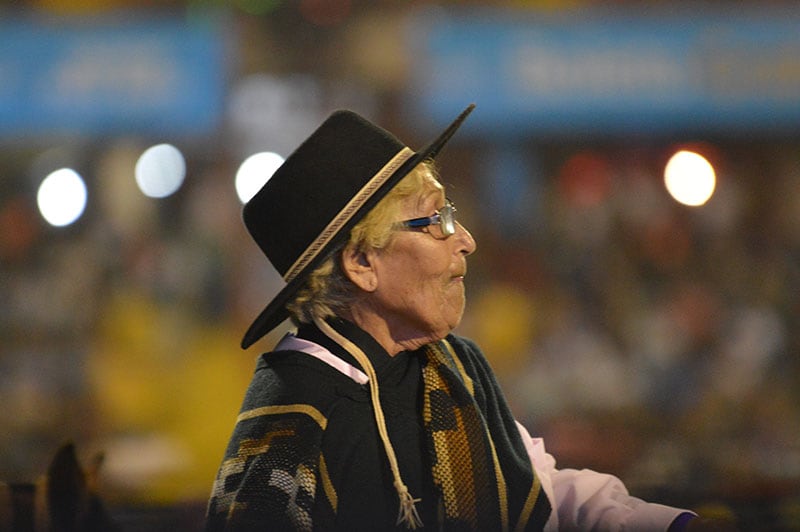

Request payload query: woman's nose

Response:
[455,221,477,255]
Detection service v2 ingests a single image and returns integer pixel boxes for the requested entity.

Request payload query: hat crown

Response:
[243,110,407,277]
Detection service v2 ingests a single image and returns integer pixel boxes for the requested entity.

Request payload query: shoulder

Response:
[240,350,368,416]
[256,349,363,390]
[226,350,370,461]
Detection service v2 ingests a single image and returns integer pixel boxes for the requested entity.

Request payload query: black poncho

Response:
[206,318,550,531]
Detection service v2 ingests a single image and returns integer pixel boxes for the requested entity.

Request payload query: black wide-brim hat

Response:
[241,103,475,349]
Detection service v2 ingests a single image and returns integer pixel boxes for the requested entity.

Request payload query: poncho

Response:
[206,318,550,531]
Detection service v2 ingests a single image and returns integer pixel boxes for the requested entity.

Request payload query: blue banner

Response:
[0,16,227,138]
[406,9,800,137]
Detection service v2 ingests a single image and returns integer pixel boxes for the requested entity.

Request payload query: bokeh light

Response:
[37,168,88,227]
[664,150,716,207]
[235,151,285,204]
[135,144,186,199]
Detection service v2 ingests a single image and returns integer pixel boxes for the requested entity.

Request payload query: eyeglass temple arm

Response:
[402,214,440,228]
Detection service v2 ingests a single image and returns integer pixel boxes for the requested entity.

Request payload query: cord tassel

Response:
[395,481,423,529]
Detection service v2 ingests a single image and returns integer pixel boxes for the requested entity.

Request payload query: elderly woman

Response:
[206,106,713,531]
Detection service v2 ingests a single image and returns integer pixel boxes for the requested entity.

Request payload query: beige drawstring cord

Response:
[313,316,423,529]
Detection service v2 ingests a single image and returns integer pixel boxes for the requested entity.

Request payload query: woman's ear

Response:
[341,243,378,292]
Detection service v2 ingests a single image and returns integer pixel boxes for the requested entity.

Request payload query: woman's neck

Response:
[341,304,438,356]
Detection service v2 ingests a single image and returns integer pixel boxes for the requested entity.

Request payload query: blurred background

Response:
[2,0,800,530]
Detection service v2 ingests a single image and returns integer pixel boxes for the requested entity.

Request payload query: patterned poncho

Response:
[206,318,550,531]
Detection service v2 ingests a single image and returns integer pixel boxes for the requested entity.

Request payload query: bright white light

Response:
[37,168,88,227]
[664,150,716,207]
[135,144,186,198]
[235,152,285,204]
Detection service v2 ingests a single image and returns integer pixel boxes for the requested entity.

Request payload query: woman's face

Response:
[366,178,477,347]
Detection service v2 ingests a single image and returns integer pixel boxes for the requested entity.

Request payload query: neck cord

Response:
[313,316,423,529]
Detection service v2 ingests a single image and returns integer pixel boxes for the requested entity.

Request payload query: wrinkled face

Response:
[368,175,477,345]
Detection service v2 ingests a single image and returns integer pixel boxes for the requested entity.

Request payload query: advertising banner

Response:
[0,16,227,138]
[407,9,800,137]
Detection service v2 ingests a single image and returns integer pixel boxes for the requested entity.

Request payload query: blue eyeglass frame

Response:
[396,200,457,237]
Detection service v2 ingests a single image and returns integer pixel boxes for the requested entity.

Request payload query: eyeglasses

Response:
[395,200,457,238]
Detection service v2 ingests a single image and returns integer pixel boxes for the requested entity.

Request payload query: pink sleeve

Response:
[515,421,694,531]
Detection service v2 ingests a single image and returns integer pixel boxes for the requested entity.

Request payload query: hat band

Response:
[283,147,415,283]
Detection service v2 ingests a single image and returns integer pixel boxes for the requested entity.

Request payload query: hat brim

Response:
[241,104,475,349]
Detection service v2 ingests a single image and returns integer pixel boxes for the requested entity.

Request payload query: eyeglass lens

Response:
[439,203,456,236]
